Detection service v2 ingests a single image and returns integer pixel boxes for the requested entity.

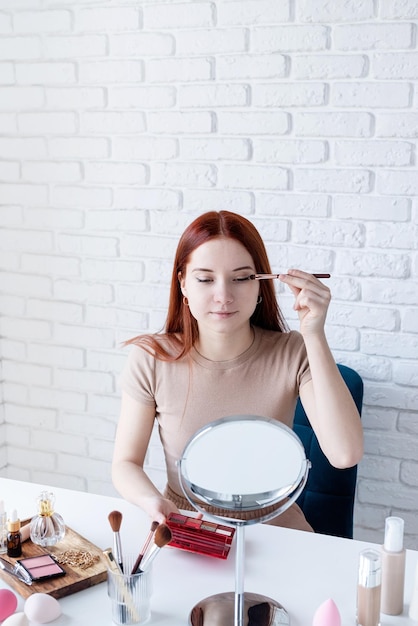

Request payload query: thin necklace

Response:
[194,327,255,361]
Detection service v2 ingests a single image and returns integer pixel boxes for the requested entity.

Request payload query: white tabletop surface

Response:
[0,477,417,626]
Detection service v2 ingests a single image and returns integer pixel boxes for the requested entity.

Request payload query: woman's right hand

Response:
[142,495,179,524]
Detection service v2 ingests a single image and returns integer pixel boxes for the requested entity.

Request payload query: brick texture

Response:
[0,0,417,549]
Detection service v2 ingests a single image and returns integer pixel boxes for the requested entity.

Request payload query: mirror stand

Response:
[178,415,311,626]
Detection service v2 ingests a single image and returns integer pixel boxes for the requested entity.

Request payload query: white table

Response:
[0,478,417,625]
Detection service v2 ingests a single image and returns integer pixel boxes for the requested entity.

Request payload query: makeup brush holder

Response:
[30,491,65,547]
[178,415,310,626]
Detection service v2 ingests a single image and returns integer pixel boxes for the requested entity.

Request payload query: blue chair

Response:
[293,364,364,539]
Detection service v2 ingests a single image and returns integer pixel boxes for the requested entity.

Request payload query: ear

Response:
[178,271,186,295]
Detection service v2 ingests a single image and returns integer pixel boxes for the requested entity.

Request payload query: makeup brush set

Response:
[104,511,173,625]
[104,511,172,576]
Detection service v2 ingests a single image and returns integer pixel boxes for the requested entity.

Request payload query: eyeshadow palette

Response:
[166,512,235,559]
[17,555,66,582]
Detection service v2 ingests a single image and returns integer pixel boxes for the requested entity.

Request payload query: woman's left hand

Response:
[279,269,331,336]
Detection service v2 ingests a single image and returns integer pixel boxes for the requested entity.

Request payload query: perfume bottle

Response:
[357,548,381,626]
[0,500,7,554]
[381,516,405,615]
[30,491,65,547]
[7,509,22,557]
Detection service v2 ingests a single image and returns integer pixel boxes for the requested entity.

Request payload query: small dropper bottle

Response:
[7,509,22,557]
[381,516,405,615]
[357,548,381,626]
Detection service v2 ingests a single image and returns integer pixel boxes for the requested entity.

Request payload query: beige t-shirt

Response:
[119,326,312,498]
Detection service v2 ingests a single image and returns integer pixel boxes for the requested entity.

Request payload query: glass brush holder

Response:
[30,491,66,547]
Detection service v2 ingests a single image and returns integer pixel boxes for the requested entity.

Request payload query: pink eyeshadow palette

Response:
[166,512,235,560]
[17,554,66,582]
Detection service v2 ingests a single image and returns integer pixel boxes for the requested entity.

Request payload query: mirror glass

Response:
[179,415,308,511]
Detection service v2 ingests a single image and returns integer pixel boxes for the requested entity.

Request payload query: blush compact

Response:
[17,554,66,582]
[166,512,235,560]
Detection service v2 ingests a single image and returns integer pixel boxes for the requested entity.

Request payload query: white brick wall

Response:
[0,0,417,548]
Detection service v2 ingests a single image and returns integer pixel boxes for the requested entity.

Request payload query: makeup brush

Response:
[135,523,172,573]
[130,520,158,575]
[108,510,124,573]
[250,273,330,280]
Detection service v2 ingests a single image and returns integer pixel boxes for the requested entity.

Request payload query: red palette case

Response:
[166,512,235,560]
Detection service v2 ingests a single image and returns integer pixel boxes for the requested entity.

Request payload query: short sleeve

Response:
[118,345,157,407]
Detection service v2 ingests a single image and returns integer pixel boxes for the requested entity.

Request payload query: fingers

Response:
[279,269,330,292]
[279,269,331,323]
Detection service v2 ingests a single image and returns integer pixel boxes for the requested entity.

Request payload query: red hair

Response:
[126,211,288,359]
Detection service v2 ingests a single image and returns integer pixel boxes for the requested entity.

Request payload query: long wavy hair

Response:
[126,211,288,359]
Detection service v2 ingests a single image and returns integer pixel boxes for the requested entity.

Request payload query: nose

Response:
[213,280,233,305]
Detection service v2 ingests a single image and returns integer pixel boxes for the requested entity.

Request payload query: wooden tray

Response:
[0,520,107,599]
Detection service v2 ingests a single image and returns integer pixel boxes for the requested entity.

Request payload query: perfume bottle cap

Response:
[358,549,381,588]
[384,516,404,552]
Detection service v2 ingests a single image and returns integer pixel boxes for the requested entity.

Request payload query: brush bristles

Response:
[153,523,172,548]
[150,520,159,533]
[108,510,123,532]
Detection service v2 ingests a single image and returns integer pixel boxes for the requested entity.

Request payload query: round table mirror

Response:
[178,415,311,626]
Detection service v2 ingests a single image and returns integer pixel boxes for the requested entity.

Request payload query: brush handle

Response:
[254,273,330,280]
[137,543,160,573]
[131,522,158,574]
[114,532,124,572]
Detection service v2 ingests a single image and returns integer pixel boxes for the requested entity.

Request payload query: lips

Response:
[211,311,236,318]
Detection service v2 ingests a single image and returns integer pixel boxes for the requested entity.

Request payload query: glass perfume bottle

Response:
[30,491,65,547]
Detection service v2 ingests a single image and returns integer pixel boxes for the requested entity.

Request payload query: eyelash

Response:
[196,276,252,283]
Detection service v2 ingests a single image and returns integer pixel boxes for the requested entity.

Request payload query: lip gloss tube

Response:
[357,549,381,626]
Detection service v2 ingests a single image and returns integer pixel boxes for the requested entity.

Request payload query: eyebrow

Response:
[191,266,254,273]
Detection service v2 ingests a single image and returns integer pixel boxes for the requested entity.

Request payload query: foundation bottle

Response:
[381,516,405,615]
[7,509,22,557]
[409,560,418,621]
[357,548,381,626]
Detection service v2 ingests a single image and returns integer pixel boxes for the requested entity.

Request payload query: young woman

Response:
[112,211,363,532]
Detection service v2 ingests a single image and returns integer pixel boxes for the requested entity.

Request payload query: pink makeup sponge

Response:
[0,589,18,621]
[312,598,341,626]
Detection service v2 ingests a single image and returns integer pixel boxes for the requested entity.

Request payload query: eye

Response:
[196,277,212,283]
[233,276,252,282]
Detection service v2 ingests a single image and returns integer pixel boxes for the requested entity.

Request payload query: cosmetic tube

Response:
[357,549,381,626]
[0,501,7,554]
[409,560,418,622]
[381,516,405,615]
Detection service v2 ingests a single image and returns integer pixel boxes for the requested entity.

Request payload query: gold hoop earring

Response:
[183,296,189,306]
[256,295,262,305]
